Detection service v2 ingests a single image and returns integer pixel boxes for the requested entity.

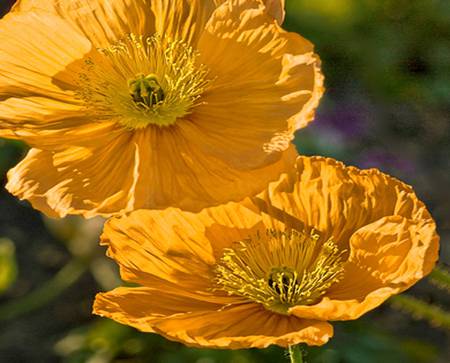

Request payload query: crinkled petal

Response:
[0,12,113,144]
[93,287,227,333]
[3,120,121,150]
[0,11,90,100]
[0,97,101,146]
[94,289,332,349]
[149,0,217,45]
[6,129,296,216]
[289,263,399,321]
[348,216,439,286]
[289,289,397,322]
[255,156,434,249]
[6,134,139,218]
[263,0,286,24]
[151,303,333,348]
[101,203,264,289]
[214,0,286,24]
[0,97,83,130]
[12,0,155,48]
[192,0,323,168]
[0,129,19,139]
[131,128,299,211]
[290,215,438,321]
[101,209,216,290]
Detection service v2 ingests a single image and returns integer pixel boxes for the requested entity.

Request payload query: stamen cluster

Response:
[76,34,211,128]
[215,229,346,315]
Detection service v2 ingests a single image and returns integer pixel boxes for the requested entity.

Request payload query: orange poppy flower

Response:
[93,156,439,348]
[0,0,323,217]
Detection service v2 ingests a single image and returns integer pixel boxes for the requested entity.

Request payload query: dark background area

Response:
[0,0,449,362]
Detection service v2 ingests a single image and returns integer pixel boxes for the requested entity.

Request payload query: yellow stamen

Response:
[214,229,346,315]
[76,34,211,129]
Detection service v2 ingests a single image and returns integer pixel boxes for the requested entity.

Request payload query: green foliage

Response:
[0,238,17,295]
[0,258,87,321]
[53,318,441,363]
[429,266,450,293]
[307,321,439,363]
[286,0,450,105]
[55,319,286,363]
[390,295,450,329]
[0,139,26,175]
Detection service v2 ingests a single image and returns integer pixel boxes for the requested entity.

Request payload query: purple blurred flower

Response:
[313,99,372,139]
[358,149,416,175]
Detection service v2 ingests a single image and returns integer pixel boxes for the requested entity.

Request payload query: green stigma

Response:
[128,73,165,108]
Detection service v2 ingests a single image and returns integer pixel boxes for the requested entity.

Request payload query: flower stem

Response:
[0,258,88,321]
[288,344,304,363]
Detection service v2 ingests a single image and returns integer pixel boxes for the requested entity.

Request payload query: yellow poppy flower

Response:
[0,0,323,217]
[93,156,439,348]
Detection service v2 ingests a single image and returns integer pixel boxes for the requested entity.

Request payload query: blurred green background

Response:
[0,0,449,362]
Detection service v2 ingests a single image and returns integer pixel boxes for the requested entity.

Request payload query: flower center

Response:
[214,229,346,315]
[128,73,165,108]
[76,34,211,129]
